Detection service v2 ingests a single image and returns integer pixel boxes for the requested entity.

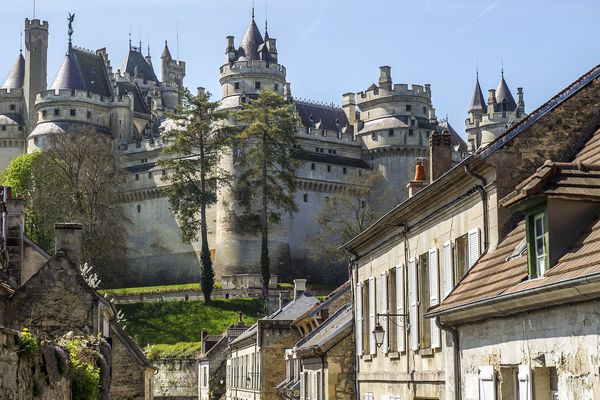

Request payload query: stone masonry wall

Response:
[328,332,356,400]
[153,358,197,399]
[111,333,148,400]
[260,323,303,400]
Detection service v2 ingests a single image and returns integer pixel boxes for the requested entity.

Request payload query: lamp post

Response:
[372,313,408,348]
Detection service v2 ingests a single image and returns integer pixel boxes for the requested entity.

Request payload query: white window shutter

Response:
[517,365,531,400]
[442,241,454,298]
[300,371,305,400]
[429,248,441,349]
[478,366,496,400]
[408,258,419,351]
[468,227,481,269]
[380,272,389,354]
[396,264,405,352]
[368,276,376,355]
[355,282,363,356]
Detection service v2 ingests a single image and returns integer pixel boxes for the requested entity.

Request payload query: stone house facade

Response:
[342,61,600,400]
[0,190,156,399]
[226,286,319,400]
[429,64,600,399]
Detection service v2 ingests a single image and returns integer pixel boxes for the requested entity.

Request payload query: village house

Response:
[0,186,156,399]
[342,61,600,400]
[226,280,319,400]
[276,281,354,400]
[428,63,600,399]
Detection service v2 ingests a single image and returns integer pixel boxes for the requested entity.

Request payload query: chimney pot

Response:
[54,223,83,268]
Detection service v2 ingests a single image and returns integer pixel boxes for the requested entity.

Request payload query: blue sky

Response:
[1,0,598,135]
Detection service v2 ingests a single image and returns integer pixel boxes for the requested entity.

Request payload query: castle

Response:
[0,13,526,287]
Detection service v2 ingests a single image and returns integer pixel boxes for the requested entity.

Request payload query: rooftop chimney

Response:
[293,279,307,300]
[379,66,392,91]
[407,159,428,197]
[197,87,206,97]
[2,187,24,284]
[429,129,453,182]
[54,223,83,268]
[487,89,497,114]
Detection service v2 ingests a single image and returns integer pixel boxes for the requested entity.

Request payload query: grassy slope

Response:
[119,298,264,347]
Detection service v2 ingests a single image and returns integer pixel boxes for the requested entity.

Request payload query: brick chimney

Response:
[54,223,83,268]
[407,159,428,197]
[429,129,453,182]
[2,186,25,285]
[293,279,307,300]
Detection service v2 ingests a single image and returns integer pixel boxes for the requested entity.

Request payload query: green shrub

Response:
[63,338,100,400]
[145,342,201,361]
[17,328,38,360]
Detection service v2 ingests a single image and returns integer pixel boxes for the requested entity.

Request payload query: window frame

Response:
[527,206,549,278]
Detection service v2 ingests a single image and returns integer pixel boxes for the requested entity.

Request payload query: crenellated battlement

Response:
[357,83,431,103]
[25,18,48,29]
[0,88,24,98]
[220,60,286,77]
[36,89,131,107]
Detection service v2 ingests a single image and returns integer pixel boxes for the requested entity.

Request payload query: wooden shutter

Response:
[408,258,419,351]
[442,241,454,297]
[396,264,405,352]
[478,366,496,400]
[380,271,389,354]
[355,282,363,356]
[429,247,441,349]
[468,227,481,269]
[517,365,531,400]
[368,276,376,355]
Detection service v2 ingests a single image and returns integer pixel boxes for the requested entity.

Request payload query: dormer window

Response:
[528,210,549,278]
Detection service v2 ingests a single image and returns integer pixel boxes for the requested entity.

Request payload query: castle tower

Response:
[465,70,526,150]
[0,52,27,172]
[214,11,289,280]
[23,18,48,133]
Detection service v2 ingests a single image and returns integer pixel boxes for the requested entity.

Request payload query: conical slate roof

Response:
[468,75,486,112]
[120,48,158,82]
[1,53,25,89]
[495,75,518,112]
[237,18,264,61]
[50,53,87,92]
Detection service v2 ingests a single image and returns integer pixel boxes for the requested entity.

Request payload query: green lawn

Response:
[119,298,264,347]
[99,282,204,297]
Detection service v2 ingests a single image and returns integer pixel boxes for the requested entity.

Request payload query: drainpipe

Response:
[436,316,461,400]
[402,227,411,376]
[345,251,361,400]
[463,164,489,250]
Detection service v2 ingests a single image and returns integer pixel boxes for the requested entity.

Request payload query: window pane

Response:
[536,238,545,255]
[535,217,543,234]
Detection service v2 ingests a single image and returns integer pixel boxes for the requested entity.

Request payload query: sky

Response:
[1,0,599,136]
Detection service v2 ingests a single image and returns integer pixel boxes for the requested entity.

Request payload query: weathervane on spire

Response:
[67,13,75,53]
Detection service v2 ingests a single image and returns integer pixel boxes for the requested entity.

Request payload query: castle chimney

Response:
[379,66,392,91]
[342,92,357,127]
[197,87,206,97]
[2,187,25,284]
[284,82,292,101]
[487,89,497,114]
[293,279,307,300]
[54,223,83,268]
[226,36,236,63]
[517,87,525,115]
[407,159,428,197]
[429,129,453,182]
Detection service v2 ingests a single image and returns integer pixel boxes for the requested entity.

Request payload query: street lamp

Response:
[373,313,408,348]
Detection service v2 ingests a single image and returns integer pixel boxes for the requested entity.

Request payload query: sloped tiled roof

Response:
[291,150,370,169]
[295,303,353,354]
[120,49,158,83]
[51,49,113,97]
[294,100,350,132]
[237,18,264,61]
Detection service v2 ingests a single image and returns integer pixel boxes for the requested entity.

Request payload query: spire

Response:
[50,52,87,92]
[237,15,263,61]
[495,70,518,112]
[1,53,25,89]
[161,40,172,59]
[468,70,486,113]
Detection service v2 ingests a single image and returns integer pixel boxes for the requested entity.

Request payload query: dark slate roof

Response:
[50,49,113,97]
[295,303,353,353]
[439,120,468,152]
[126,162,156,173]
[117,81,149,114]
[294,100,350,132]
[120,49,158,83]
[292,149,370,169]
[468,76,486,112]
[0,114,25,125]
[495,76,518,112]
[237,18,264,61]
[1,53,25,89]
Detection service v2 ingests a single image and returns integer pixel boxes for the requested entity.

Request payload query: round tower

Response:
[0,52,27,172]
[214,12,290,281]
[465,70,526,151]
[354,66,435,203]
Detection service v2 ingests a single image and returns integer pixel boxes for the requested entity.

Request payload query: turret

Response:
[24,18,49,132]
[160,40,185,88]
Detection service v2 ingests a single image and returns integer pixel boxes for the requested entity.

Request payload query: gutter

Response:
[345,250,361,400]
[436,317,461,400]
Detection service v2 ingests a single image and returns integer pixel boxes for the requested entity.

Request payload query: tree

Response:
[234,90,298,299]
[309,169,392,264]
[1,130,128,285]
[159,89,233,304]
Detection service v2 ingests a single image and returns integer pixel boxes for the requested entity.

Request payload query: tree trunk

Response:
[260,134,270,300]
